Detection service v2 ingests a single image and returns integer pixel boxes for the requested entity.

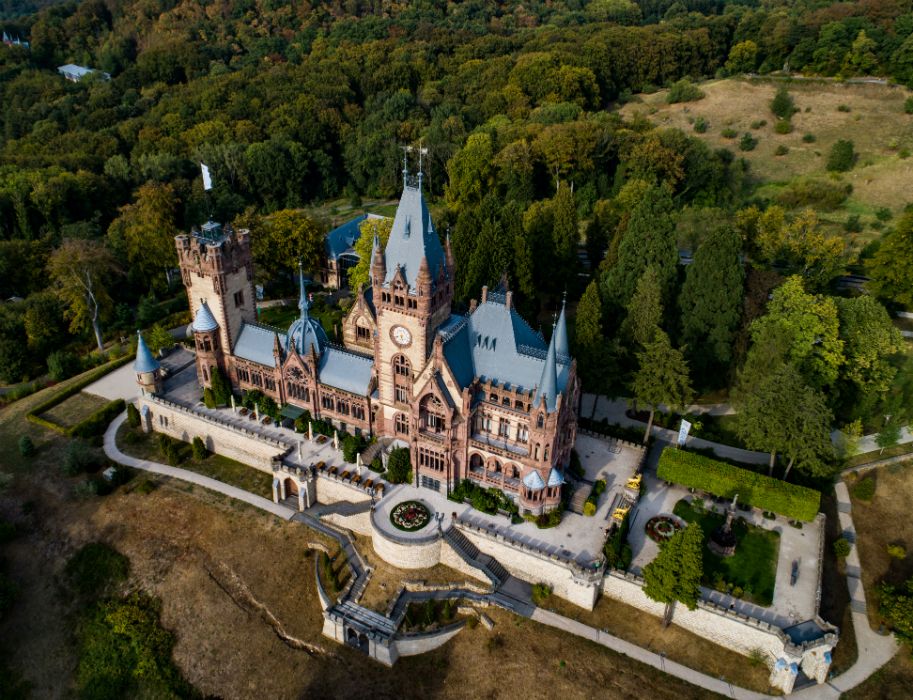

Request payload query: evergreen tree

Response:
[576,280,611,399]
[632,329,694,443]
[678,224,744,381]
[770,86,796,120]
[552,183,579,280]
[623,266,662,347]
[601,184,677,312]
[643,522,704,626]
[734,363,834,477]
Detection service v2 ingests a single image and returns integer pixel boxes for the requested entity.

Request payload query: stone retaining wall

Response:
[317,475,373,505]
[370,522,443,570]
[322,510,372,537]
[138,395,289,471]
[393,621,466,657]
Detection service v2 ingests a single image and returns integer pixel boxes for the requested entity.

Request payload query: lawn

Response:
[116,422,273,498]
[39,391,110,429]
[673,498,780,606]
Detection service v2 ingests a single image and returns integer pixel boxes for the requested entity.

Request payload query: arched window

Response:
[534,443,540,460]
[537,413,544,429]
[544,446,550,461]
[510,465,520,479]
[395,413,409,435]
[393,355,411,377]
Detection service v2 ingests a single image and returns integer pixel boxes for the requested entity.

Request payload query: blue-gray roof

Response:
[523,470,546,490]
[192,302,219,332]
[233,322,284,367]
[287,265,327,356]
[547,467,564,487]
[554,300,570,358]
[383,183,446,291]
[134,331,160,373]
[534,327,559,413]
[318,347,373,395]
[441,295,571,398]
[325,213,386,261]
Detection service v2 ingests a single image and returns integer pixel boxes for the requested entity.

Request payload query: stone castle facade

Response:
[176,173,579,515]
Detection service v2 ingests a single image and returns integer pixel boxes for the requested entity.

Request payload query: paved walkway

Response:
[103,412,296,520]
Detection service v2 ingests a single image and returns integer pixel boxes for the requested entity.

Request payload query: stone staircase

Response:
[569,481,592,515]
[443,527,508,587]
[360,437,394,468]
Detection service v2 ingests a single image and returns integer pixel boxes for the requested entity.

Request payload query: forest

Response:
[1,0,912,481]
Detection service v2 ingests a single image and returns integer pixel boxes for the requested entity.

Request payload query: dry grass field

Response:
[0,371,727,700]
[38,391,109,428]
[621,78,913,235]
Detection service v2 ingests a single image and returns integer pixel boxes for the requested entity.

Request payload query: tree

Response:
[107,182,179,289]
[347,216,393,291]
[386,447,412,484]
[643,522,704,626]
[734,363,834,478]
[146,325,174,355]
[842,30,879,76]
[252,210,325,278]
[624,266,662,347]
[770,87,796,121]
[749,276,843,389]
[47,239,118,352]
[0,305,29,383]
[23,292,65,358]
[835,296,904,416]
[551,183,579,280]
[576,280,611,402]
[826,139,856,172]
[678,223,744,379]
[725,40,758,75]
[876,420,902,455]
[632,330,694,443]
[867,210,913,308]
[601,184,678,311]
[879,577,913,646]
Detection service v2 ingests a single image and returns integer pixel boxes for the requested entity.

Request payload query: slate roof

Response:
[547,467,564,487]
[134,331,160,373]
[383,183,446,291]
[233,322,284,367]
[325,213,386,261]
[554,298,570,358]
[534,326,559,413]
[286,265,327,356]
[318,347,374,395]
[441,295,570,399]
[523,470,546,490]
[191,302,219,332]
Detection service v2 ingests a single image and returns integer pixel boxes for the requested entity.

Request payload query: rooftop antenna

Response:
[401,145,412,185]
[418,145,428,188]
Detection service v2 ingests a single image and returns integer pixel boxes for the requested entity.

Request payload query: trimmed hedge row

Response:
[657,448,821,522]
[26,355,133,436]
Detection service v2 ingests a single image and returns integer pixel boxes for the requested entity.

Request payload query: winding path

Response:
[103,411,898,698]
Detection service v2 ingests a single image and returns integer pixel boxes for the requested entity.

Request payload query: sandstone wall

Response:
[140,396,288,471]
[322,510,373,537]
[393,622,466,657]
[316,476,373,505]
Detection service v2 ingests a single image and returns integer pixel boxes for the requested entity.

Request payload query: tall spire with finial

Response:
[297,260,309,324]
[536,320,559,413]
[554,290,569,358]
[401,145,410,187]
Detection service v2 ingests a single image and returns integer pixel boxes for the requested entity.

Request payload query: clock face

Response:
[391,325,412,347]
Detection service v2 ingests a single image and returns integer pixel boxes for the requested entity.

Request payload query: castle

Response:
[175,170,579,515]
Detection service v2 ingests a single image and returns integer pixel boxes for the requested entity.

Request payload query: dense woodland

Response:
[1,0,913,480]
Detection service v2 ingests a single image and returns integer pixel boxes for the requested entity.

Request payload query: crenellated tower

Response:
[175,220,256,356]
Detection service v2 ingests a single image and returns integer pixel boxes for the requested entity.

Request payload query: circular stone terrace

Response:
[372,492,441,542]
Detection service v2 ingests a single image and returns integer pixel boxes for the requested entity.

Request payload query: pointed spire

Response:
[554,291,569,358]
[297,260,310,323]
[536,322,559,413]
[134,330,160,374]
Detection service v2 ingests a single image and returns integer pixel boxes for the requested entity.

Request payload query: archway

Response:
[285,478,299,496]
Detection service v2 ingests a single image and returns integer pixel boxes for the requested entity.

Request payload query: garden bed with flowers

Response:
[644,515,684,543]
[390,500,432,532]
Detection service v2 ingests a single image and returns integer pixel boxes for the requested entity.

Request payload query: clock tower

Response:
[372,167,454,436]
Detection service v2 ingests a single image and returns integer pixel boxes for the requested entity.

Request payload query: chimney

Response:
[481,286,488,304]
[505,291,513,309]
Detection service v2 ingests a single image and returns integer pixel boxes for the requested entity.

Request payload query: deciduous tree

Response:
[348,216,393,291]
[867,210,913,308]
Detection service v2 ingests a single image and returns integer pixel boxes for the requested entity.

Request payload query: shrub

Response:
[666,79,704,104]
[833,537,852,558]
[802,133,816,143]
[18,435,34,457]
[775,145,789,156]
[191,436,207,460]
[775,178,851,210]
[887,544,907,559]
[721,127,737,138]
[47,350,81,381]
[773,119,792,134]
[209,368,231,406]
[69,399,125,438]
[342,434,363,464]
[750,119,767,130]
[837,104,851,113]
[65,542,129,598]
[126,402,141,428]
[63,440,96,476]
[203,387,216,409]
[739,133,757,151]
[770,87,796,120]
[875,207,893,222]
[531,583,552,604]
[592,479,607,497]
[906,96,913,114]
[844,214,862,233]
[135,478,156,494]
[369,456,384,473]
[386,447,412,484]
[827,139,856,172]
[604,512,632,570]
[852,477,876,501]
[583,501,596,516]
[656,448,821,521]
[693,116,708,133]
[901,148,911,159]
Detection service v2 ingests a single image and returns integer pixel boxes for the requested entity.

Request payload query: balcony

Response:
[418,429,445,443]
[469,433,529,458]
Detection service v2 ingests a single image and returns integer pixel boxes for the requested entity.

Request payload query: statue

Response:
[709,493,738,557]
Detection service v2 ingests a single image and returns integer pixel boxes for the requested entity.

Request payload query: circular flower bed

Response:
[645,515,683,543]
[390,500,432,532]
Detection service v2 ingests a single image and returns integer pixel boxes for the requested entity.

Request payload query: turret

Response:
[134,330,163,395]
[192,301,222,389]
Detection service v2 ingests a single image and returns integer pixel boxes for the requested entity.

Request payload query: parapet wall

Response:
[139,395,289,471]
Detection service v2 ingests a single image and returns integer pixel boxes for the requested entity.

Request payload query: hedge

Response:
[26,355,133,435]
[69,399,126,438]
[656,448,821,522]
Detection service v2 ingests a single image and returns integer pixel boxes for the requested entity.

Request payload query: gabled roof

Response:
[441,293,571,398]
[383,182,446,291]
[523,470,546,490]
[233,322,284,367]
[318,347,373,395]
[325,213,386,261]
[134,331,160,373]
[191,302,219,332]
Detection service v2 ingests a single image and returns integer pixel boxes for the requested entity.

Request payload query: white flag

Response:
[677,419,692,447]
[200,162,212,191]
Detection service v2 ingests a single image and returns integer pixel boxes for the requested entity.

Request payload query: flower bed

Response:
[645,515,683,543]
[390,500,431,532]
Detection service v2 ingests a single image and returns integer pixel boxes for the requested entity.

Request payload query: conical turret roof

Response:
[554,294,569,358]
[534,324,559,413]
[134,331,160,373]
[191,301,219,332]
